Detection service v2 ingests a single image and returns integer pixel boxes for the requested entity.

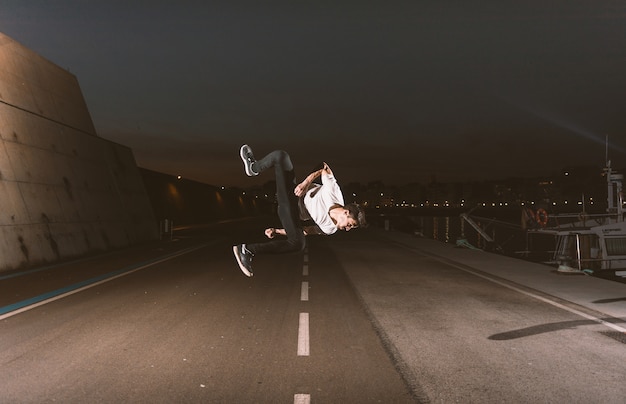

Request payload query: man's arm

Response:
[294,162,333,197]
[302,225,324,236]
[265,227,323,238]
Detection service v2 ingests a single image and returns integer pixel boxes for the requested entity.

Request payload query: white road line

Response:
[0,244,210,321]
[429,254,626,334]
[301,281,309,301]
[294,251,311,402]
[294,393,311,404]
[298,312,310,356]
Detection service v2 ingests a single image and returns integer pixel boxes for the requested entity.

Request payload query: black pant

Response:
[246,150,306,255]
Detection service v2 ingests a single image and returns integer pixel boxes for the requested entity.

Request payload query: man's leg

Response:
[233,148,306,276]
[247,150,306,254]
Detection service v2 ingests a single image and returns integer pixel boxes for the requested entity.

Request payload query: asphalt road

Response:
[0,218,413,403]
[2,217,626,403]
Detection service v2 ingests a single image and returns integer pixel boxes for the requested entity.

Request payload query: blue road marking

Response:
[0,243,212,318]
[0,253,117,281]
[0,267,130,315]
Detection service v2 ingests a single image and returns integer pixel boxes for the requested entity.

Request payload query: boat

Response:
[524,160,625,276]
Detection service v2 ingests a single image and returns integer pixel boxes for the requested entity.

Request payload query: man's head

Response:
[338,203,367,231]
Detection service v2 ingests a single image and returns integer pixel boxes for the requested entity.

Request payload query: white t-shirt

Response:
[303,172,345,235]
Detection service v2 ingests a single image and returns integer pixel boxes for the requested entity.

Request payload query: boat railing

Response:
[538,211,625,229]
[555,255,626,272]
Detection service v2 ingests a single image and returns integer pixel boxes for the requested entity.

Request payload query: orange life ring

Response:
[536,208,548,227]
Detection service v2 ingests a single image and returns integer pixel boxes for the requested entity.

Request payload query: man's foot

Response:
[239,144,258,176]
[233,244,254,277]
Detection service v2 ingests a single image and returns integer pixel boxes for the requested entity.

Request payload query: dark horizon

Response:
[2,2,625,187]
[142,161,624,189]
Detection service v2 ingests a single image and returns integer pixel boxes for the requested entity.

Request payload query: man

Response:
[233,145,366,277]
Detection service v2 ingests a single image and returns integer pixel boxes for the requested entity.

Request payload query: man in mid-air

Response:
[233,145,366,277]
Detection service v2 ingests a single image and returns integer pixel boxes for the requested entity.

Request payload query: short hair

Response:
[345,203,368,229]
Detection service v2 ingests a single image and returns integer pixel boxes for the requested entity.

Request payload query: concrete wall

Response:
[0,32,158,273]
[140,168,273,227]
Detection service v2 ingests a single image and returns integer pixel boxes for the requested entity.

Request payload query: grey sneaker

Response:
[233,244,254,277]
[239,144,258,176]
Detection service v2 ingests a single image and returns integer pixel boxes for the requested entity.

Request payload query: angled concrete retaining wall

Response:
[0,32,158,273]
[140,168,273,226]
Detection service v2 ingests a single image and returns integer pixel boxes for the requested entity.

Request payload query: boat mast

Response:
[604,135,624,222]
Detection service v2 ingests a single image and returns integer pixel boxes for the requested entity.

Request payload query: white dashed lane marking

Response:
[297,312,310,356]
[301,281,309,301]
[296,248,311,404]
[294,393,311,404]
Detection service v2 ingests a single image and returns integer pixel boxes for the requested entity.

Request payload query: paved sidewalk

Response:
[326,228,626,403]
[375,229,626,321]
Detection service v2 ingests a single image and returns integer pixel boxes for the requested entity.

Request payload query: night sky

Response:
[2,1,625,187]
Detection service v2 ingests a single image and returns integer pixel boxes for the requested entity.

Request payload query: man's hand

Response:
[265,228,287,238]
[294,162,330,197]
[294,180,309,197]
